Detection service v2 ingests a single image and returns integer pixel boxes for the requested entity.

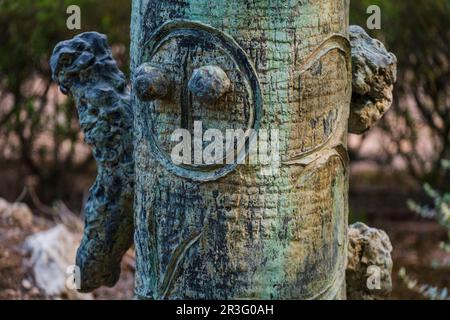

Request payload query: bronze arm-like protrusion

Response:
[349,26,397,134]
[50,32,134,292]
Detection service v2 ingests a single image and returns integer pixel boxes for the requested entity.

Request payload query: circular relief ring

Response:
[139,19,263,182]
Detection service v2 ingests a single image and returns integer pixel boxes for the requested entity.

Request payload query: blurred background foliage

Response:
[0,0,131,205]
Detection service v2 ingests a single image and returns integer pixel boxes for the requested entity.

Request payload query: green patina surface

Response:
[131,0,351,299]
[50,32,135,291]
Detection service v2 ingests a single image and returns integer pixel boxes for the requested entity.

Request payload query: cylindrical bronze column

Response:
[131,0,351,299]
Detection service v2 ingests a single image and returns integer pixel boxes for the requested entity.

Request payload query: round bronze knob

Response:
[134,63,171,101]
[188,65,231,103]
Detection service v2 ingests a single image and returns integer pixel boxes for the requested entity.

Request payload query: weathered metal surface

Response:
[50,32,134,291]
[347,222,393,300]
[131,0,351,299]
[136,20,264,181]
[48,0,397,300]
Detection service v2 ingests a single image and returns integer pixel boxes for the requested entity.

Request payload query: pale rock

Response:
[0,198,9,213]
[23,224,92,300]
[349,26,397,134]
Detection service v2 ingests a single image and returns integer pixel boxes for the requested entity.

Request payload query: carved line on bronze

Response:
[284,34,352,163]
